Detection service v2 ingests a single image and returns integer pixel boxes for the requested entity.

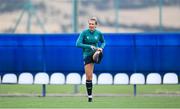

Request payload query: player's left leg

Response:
[84,63,94,102]
[93,50,103,64]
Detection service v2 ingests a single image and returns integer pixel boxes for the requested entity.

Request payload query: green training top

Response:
[76,29,106,59]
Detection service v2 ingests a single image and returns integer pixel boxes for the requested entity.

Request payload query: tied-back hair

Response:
[89,17,98,25]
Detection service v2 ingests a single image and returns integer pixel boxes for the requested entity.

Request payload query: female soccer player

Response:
[76,17,106,102]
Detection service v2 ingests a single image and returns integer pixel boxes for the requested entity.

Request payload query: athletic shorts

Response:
[84,55,94,65]
[84,51,103,65]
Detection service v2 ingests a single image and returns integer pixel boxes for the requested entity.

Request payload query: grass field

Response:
[0,84,179,108]
[0,96,180,108]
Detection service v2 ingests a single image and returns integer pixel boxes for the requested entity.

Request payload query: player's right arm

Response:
[76,31,96,50]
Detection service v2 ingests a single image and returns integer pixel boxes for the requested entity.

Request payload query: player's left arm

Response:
[99,32,106,49]
[97,32,106,52]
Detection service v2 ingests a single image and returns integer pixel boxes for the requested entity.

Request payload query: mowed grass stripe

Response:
[0,84,179,94]
[0,96,180,108]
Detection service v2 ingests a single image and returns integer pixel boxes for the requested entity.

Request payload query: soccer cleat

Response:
[88,97,92,102]
[88,95,93,102]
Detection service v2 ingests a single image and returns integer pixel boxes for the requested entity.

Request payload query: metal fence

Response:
[0,0,179,33]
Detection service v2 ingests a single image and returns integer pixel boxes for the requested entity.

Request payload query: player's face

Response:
[88,20,96,31]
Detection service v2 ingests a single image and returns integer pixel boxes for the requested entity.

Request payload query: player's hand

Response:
[97,48,103,52]
[90,46,96,50]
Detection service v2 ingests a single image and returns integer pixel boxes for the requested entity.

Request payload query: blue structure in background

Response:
[0,33,180,77]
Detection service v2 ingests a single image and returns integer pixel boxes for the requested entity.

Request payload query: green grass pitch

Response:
[0,84,179,108]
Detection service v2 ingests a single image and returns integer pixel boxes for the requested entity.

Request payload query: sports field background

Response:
[0,0,180,108]
[0,84,179,108]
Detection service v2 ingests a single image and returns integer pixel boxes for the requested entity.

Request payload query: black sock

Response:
[86,80,92,96]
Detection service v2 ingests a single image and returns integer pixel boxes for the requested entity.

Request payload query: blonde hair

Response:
[88,17,98,25]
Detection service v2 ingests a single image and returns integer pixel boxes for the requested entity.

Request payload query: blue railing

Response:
[0,33,180,77]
